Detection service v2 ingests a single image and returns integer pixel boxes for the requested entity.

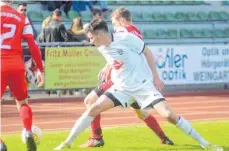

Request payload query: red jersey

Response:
[114,25,143,40]
[1,5,43,72]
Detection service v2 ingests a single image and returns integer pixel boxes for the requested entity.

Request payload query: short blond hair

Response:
[110,8,132,22]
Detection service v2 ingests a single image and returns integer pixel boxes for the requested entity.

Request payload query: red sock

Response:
[19,104,32,131]
[91,114,102,139]
[144,115,166,140]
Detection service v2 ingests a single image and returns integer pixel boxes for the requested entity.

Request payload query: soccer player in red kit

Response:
[1,1,44,151]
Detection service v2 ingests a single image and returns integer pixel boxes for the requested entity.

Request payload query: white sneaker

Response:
[54,141,70,150]
[202,144,224,151]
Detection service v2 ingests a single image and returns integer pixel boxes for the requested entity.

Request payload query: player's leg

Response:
[135,82,222,151]
[152,100,223,150]
[0,138,7,151]
[8,71,36,151]
[81,88,104,148]
[54,87,132,150]
[54,94,116,150]
[130,102,173,145]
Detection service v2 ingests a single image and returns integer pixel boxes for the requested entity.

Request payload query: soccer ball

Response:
[21,125,42,145]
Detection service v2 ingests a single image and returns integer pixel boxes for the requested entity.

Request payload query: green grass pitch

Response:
[2,120,229,151]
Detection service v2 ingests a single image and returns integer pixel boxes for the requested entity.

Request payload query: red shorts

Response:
[1,70,28,101]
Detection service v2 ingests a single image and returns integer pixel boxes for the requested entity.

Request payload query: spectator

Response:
[17,2,37,38]
[92,8,103,20]
[37,9,71,96]
[38,9,69,43]
[67,17,87,41]
[42,1,72,29]
[68,17,84,35]
[41,15,52,29]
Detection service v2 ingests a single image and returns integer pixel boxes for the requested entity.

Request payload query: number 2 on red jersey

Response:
[0,23,16,50]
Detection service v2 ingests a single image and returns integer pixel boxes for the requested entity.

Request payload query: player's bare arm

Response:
[143,47,164,92]
[98,63,112,82]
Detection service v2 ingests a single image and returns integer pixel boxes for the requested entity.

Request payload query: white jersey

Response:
[98,32,152,91]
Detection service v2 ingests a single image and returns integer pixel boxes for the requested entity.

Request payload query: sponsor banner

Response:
[45,47,106,89]
[149,45,229,85]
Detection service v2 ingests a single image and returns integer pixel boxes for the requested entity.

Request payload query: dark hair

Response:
[85,19,108,34]
[17,2,27,7]
[111,8,132,22]
[52,8,62,16]
[92,9,102,17]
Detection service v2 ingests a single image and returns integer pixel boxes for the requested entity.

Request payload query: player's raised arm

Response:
[23,17,44,87]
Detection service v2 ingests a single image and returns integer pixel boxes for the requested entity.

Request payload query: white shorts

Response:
[105,81,165,109]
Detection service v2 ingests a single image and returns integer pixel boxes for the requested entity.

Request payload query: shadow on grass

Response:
[223,146,229,151]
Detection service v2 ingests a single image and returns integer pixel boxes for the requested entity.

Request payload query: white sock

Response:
[176,116,209,148]
[66,114,94,146]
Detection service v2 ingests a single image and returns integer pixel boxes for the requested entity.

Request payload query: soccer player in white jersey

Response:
[79,8,173,148]
[54,19,223,151]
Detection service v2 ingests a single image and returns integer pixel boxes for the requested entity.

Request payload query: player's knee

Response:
[16,99,28,110]
[84,96,91,107]
[134,109,148,120]
[87,103,103,117]
[136,113,146,120]
[164,111,177,124]
[84,91,98,108]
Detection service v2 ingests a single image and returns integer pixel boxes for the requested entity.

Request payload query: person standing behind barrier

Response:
[38,9,69,43]
[1,1,44,151]
[38,9,70,96]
